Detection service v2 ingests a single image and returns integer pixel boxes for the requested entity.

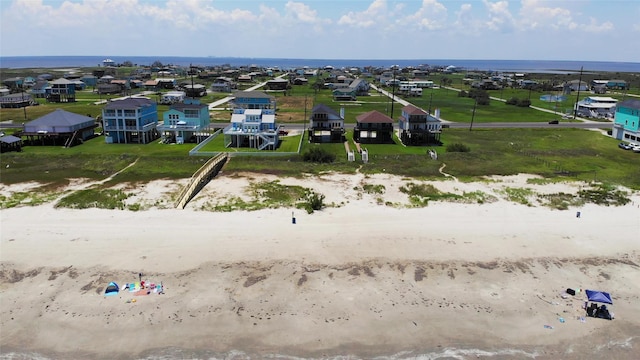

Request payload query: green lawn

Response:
[2,69,640,194]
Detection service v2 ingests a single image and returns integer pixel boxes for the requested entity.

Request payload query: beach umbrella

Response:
[585,289,613,304]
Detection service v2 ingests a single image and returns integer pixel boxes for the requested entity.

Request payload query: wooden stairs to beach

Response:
[175,153,229,209]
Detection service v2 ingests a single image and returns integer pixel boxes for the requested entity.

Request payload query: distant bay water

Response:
[1,56,639,73]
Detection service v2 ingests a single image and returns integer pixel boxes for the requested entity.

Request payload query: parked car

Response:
[633,146,640,153]
[618,142,633,150]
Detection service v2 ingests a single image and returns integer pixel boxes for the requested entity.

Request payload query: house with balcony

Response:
[0,93,35,108]
[354,110,394,144]
[47,78,76,103]
[102,98,159,144]
[607,80,628,90]
[612,99,640,145]
[22,109,96,147]
[158,98,210,144]
[223,91,279,150]
[398,104,442,146]
[308,104,345,143]
[30,80,50,98]
[333,88,357,101]
[574,96,618,118]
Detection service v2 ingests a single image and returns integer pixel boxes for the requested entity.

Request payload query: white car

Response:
[633,146,640,153]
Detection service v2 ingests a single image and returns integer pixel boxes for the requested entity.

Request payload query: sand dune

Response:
[1,173,639,359]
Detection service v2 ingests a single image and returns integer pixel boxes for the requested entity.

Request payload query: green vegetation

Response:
[303,146,336,163]
[538,184,630,210]
[56,188,129,210]
[446,143,471,153]
[360,184,386,195]
[1,66,639,213]
[501,187,535,206]
[198,180,325,213]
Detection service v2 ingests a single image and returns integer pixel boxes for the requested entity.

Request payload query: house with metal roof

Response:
[0,134,23,153]
[398,104,442,146]
[308,104,345,143]
[102,98,159,144]
[30,80,51,98]
[223,91,279,150]
[354,110,394,144]
[612,99,640,146]
[158,98,210,144]
[0,93,35,108]
[606,80,628,90]
[22,109,96,147]
[48,78,76,103]
[574,96,618,118]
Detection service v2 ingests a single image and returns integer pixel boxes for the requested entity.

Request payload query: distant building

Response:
[102,98,159,144]
[606,80,628,90]
[160,91,186,105]
[0,134,22,153]
[612,99,640,145]
[48,78,76,103]
[574,96,618,118]
[265,78,289,90]
[0,93,35,108]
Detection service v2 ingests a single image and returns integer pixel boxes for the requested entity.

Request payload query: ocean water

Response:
[1,56,639,73]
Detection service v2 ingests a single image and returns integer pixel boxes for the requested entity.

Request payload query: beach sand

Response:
[1,173,639,359]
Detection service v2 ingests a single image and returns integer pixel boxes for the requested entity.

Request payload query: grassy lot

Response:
[2,69,639,204]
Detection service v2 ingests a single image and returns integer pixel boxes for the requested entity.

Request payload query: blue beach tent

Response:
[104,282,120,296]
[585,289,613,304]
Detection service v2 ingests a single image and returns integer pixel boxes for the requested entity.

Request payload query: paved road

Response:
[446,121,612,129]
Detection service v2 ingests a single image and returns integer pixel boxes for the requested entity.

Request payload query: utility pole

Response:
[573,66,584,119]
[21,84,27,122]
[390,70,396,119]
[469,97,477,131]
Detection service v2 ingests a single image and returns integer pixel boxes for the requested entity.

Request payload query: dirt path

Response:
[438,163,458,182]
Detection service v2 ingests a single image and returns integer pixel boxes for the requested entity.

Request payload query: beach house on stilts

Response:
[223,90,279,150]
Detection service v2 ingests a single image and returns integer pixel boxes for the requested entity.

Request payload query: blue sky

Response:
[1,0,638,62]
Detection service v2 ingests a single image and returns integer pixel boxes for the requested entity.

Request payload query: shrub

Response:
[517,99,531,107]
[506,97,519,105]
[303,147,335,163]
[458,90,468,97]
[446,143,471,152]
[303,191,325,213]
[466,89,490,106]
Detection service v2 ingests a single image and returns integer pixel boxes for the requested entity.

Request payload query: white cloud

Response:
[582,18,614,33]
[519,0,575,30]
[402,0,448,30]
[483,0,515,32]
[337,0,388,28]
[284,1,318,23]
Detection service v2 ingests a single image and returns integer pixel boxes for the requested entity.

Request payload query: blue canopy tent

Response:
[585,290,613,304]
[104,282,120,296]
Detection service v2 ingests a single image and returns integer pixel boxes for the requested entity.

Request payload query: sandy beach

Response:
[1,173,639,359]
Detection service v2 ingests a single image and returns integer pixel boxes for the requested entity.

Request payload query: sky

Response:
[1,0,638,62]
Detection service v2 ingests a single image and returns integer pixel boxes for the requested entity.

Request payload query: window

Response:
[184,109,199,118]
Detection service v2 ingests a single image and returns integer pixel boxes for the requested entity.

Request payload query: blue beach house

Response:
[158,98,210,144]
[612,99,640,145]
[102,98,159,144]
[223,90,279,150]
